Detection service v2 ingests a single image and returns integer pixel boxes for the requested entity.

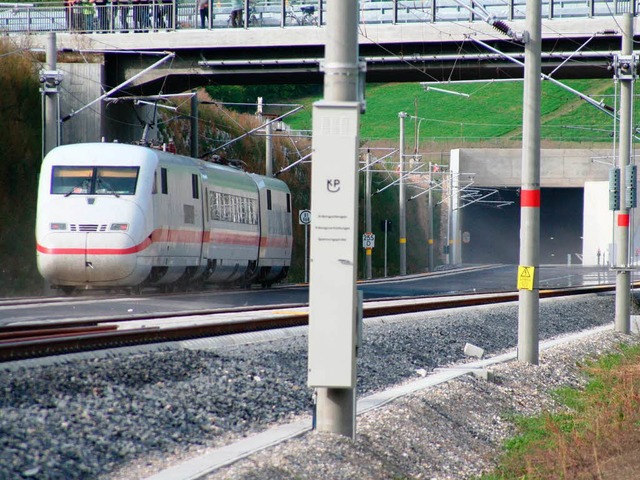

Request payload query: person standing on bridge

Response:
[81,0,95,31]
[133,0,150,32]
[95,0,110,32]
[198,0,208,28]
[118,0,131,31]
[230,0,242,27]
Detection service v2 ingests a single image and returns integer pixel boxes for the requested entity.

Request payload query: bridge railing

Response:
[0,0,637,34]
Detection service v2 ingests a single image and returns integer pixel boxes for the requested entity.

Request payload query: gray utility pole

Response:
[265,121,273,177]
[428,184,434,271]
[41,32,62,158]
[308,0,361,438]
[517,0,542,364]
[190,93,199,158]
[447,170,453,265]
[365,150,373,279]
[614,13,635,334]
[399,111,408,275]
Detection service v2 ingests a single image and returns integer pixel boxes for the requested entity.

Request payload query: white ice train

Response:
[36,143,293,293]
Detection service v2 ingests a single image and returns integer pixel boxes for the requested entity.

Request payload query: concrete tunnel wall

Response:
[449,148,640,266]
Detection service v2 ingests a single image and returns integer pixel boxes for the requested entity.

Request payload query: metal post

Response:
[304,224,309,283]
[265,121,273,177]
[447,170,453,265]
[309,0,360,439]
[615,13,634,334]
[384,220,388,277]
[190,93,198,158]
[42,32,60,158]
[399,111,408,275]
[428,162,435,271]
[517,0,542,365]
[365,151,373,279]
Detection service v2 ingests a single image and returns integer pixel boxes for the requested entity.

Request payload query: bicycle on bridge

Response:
[285,4,317,26]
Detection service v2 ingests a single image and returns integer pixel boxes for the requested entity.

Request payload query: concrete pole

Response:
[399,111,408,275]
[365,151,373,279]
[517,0,542,364]
[447,171,453,265]
[43,32,60,158]
[190,93,198,158]
[312,0,359,439]
[428,184,434,271]
[265,121,273,177]
[615,13,634,334]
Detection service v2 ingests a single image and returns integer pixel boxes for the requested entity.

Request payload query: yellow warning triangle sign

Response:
[517,265,535,290]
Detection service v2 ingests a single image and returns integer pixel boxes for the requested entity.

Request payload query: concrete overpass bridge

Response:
[17,0,639,94]
[10,1,639,143]
[8,0,638,143]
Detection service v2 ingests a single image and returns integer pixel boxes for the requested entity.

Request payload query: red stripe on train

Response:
[36,237,152,255]
[36,228,286,255]
[260,236,292,248]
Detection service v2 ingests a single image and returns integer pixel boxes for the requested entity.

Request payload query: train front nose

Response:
[37,232,139,285]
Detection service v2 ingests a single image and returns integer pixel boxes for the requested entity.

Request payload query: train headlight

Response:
[50,223,67,231]
[110,223,129,231]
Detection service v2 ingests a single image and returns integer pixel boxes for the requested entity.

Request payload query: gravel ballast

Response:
[0,293,636,479]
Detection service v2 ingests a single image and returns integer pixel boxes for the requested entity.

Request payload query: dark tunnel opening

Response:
[460,187,584,264]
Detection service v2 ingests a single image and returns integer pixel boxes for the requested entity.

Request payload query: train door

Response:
[195,170,207,268]
[152,164,171,261]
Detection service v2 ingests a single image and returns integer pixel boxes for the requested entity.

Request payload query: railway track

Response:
[0,284,621,362]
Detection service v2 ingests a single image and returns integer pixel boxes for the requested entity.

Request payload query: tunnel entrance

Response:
[460,187,584,264]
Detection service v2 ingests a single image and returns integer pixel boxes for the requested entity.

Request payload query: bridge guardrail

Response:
[0,0,638,34]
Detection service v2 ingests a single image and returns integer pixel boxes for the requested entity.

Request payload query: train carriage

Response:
[250,174,293,285]
[36,142,293,293]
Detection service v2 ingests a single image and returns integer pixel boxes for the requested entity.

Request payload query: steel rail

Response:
[0,284,622,362]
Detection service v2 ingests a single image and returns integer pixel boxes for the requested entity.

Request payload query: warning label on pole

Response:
[517,265,535,290]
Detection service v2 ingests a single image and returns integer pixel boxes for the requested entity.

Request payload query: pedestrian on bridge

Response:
[81,0,95,31]
[198,0,208,28]
[230,0,242,27]
[95,0,110,32]
[133,0,150,32]
[64,0,74,29]
[118,0,131,31]
[155,0,172,28]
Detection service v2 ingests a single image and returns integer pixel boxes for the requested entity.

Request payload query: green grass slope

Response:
[286,79,621,146]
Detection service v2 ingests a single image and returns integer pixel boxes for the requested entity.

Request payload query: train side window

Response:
[286,193,291,213]
[267,189,272,210]
[152,170,158,194]
[191,174,199,199]
[161,168,168,194]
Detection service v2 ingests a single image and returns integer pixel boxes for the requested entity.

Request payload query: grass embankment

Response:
[482,344,640,479]
[287,79,621,147]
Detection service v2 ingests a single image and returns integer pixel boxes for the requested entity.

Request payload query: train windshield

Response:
[51,166,140,196]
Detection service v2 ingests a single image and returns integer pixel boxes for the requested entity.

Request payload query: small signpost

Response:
[299,209,311,225]
[362,232,375,249]
[299,209,311,283]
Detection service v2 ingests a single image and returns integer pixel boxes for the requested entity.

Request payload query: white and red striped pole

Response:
[517,0,541,365]
[615,13,634,334]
